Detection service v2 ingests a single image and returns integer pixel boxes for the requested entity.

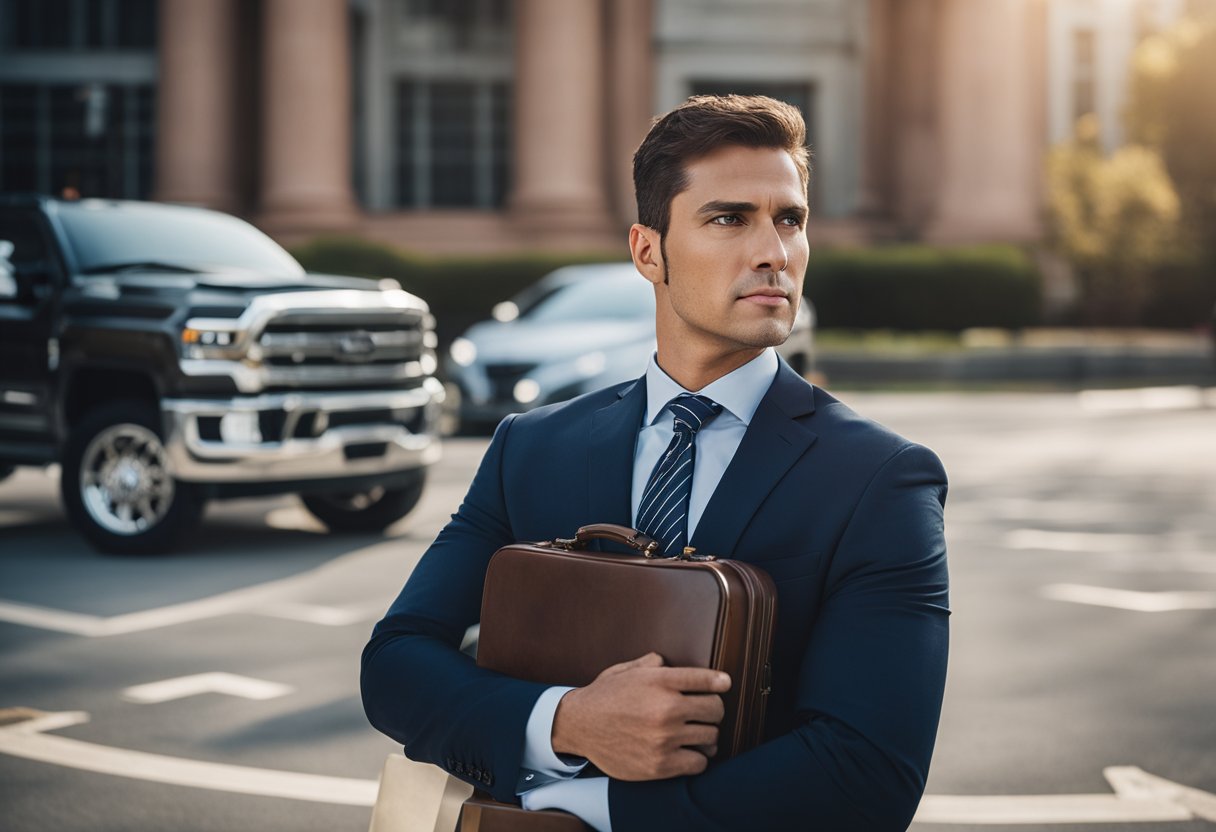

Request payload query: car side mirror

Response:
[0,241,18,300]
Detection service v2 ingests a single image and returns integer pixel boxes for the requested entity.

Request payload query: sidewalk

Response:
[816,328,1216,388]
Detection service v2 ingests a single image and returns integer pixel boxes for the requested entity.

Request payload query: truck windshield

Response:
[56,201,306,277]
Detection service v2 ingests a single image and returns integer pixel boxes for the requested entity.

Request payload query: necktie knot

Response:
[668,394,722,436]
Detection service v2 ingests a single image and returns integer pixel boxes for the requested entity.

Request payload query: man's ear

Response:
[629,224,664,287]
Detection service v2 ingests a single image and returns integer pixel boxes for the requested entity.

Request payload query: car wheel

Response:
[300,470,426,533]
[61,400,204,555]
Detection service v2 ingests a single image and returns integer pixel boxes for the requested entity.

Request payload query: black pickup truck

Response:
[0,196,444,554]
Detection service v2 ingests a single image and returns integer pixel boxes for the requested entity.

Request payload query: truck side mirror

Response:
[0,240,18,300]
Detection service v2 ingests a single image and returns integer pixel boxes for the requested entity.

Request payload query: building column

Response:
[510,0,612,232]
[858,0,892,219]
[154,0,239,212]
[926,0,1043,242]
[607,0,654,228]
[888,0,944,231]
[259,0,357,230]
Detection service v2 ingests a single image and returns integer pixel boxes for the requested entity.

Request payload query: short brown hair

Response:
[633,94,811,236]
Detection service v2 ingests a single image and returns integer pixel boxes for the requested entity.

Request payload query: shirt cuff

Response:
[520,777,611,832]
[519,685,586,789]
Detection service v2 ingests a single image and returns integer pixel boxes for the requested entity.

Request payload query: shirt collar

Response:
[643,348,779,427]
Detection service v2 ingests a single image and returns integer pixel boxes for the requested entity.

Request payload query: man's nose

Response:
[750,222,789,274]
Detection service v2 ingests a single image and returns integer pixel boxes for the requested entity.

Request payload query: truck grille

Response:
[256,310,429,389]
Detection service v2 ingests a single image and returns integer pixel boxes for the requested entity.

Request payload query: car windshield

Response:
[56,201,306,277]
[517,274,654,322]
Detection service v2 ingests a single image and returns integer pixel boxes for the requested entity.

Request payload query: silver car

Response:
[444,263,814,433]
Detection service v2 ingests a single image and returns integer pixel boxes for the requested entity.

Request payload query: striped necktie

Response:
[636,393,723,556]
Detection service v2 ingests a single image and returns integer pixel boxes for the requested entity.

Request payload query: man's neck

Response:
[654,346,766,392]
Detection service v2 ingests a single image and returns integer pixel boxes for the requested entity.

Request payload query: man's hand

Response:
[550,652,730,781]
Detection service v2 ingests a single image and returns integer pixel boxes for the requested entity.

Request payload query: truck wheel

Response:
[61,400,203,555]
[300,471,426,533]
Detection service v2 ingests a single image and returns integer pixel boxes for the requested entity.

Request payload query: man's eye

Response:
[711,215,742,226]
[780,215,804,227]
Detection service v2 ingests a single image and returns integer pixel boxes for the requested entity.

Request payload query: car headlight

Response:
[449,337,477,367]
[513,379,540,404]
[575,351,606,377]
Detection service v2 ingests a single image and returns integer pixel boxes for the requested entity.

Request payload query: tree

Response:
[1046,115,1181,324]
[1126,17,1216,251]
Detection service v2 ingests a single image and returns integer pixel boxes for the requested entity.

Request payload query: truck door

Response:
[0,208,60,459]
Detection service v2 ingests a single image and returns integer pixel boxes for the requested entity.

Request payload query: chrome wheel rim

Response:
[79,423,175,535]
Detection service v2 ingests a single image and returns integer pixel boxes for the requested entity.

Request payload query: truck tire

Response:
[61,400,204,555]
[300,471,426,533]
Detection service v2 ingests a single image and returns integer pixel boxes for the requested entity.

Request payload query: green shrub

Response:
[805,245,1041,331]
[293,236,1044,337]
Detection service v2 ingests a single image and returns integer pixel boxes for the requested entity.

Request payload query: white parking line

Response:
[122,673,294,704]
[1041,584,1216,612]
[1078,386,1216,413]
[260,601,383,627]
[0,540,394,636]
[0,710,378,806]
[1005,529,1156,553]
[4,710,1213,822]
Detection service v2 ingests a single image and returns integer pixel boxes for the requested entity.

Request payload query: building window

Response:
[0,0,157,50]
[1072,29,1097,123]
[0,82,156,199]
[393,80,512,208]
[396,0,511,52]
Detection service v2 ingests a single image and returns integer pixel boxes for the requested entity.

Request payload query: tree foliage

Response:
[1046,115,1181,323]
[1126,16,1216,249]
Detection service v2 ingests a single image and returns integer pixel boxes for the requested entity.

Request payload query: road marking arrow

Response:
[122,673,293,704]
[915,766,1216,825]
[1041,583,1216,612]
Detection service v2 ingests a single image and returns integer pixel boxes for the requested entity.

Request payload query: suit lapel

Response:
[587,378,647,538]
[690,360,818,556]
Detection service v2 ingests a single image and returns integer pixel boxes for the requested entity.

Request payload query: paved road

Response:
[1,389,1213,831]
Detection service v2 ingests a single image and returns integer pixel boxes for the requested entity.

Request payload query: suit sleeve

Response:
[360,414,550,802]
[609,442,951,831]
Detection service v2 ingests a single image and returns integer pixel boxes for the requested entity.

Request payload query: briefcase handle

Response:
[552,523,662,557]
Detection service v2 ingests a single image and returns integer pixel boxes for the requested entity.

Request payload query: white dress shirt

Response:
[517,348,780,831]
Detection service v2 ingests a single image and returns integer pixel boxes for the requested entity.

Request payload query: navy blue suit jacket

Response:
[362,359,950,830]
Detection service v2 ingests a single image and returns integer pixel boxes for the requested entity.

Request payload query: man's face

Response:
[651,145,809,359]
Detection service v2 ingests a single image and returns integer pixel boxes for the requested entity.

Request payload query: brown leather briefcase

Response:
[462,523,778,831]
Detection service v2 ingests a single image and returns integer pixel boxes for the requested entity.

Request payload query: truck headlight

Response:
[182,327,235,347]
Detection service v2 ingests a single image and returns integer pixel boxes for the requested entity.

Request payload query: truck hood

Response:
[64,269,415,322]
[80,269,375,294]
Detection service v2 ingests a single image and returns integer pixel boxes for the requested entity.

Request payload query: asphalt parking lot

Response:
[1,388,1214,831]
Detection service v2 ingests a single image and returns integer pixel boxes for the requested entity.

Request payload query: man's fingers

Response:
[677,723,719,748]
[665,748,710,778]
[600,651,665,678]
[655,666,731,693]
[681,693,726,725]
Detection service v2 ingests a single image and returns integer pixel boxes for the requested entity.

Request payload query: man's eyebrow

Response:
[696,200,809,218]
[696,200,757,215]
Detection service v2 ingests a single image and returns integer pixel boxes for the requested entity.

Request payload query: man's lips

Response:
[739,290,790,306]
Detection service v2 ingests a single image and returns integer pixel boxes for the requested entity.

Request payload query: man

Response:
[362,95,949,830]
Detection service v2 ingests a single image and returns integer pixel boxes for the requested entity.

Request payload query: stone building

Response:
[0,0,1191,253]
